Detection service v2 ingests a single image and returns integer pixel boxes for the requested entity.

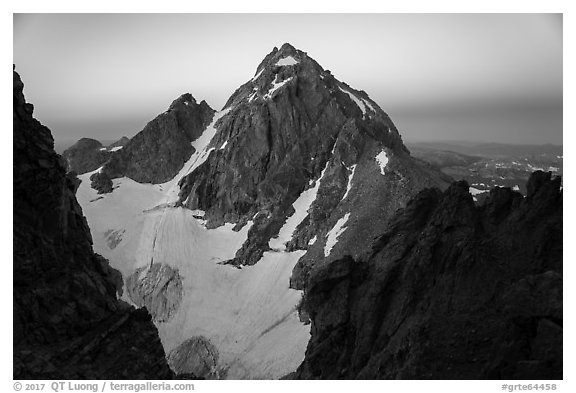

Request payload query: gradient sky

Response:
[13,13,562,145]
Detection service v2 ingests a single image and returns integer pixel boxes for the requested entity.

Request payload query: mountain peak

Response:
[277,42,300,57]
[169,93,197,109]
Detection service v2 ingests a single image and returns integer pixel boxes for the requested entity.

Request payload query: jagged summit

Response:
[176,44,447,268]
[223,44,403,147]
[279,42,298,53]
[74,47,451,378]
[252,43,306,74]
[98,92,215,184]
[169,93,198,108]
[169,93,211,112]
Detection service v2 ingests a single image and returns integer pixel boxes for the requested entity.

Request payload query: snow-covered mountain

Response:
[75,43,451,379]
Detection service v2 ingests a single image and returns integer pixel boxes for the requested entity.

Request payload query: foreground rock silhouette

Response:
[293,172,562,379]
[13,67,174,379]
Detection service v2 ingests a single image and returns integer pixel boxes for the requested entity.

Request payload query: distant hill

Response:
[407,141,563,198]
[54,139,128,154]
[407,141,562,158]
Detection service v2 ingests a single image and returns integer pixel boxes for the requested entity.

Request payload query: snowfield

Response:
[76,108,310,379]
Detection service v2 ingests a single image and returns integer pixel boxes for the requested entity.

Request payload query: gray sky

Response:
[13,13,562,145]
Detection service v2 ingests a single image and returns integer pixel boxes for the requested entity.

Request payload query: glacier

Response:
[76,108,310,379]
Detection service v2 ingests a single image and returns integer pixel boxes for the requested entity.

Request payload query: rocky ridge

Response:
[13,68,173,379]
[62,136,130,175]
[176,43,451,272]
[62,138,110,174]
[293,171,562,379]
[100,94,215,184]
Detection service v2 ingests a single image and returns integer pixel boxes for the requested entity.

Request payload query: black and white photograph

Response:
[10,8,566,386]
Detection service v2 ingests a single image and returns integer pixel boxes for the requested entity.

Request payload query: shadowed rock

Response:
[90,171,113,194]
[293,172,562,379]
[62,138,111,174]
[13,67,173,379]
[100,94,214,185]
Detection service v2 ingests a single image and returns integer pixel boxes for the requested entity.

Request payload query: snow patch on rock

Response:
[362,98,376,113]
[110,146,123,152]
[375,150,389,175]
[158,108,232,204]
[342,164,357,201]
[269,161,330,251]
[338,87,366,115]
[252,68,264,82]
[324,213,351,257]
[469,187,488,196]
[264,76,292,100]
[275,56,298,66]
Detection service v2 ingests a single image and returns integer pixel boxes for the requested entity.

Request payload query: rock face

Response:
[89,171,113,194]
[63,136,131,175]
[125,264,184,323]
[101,94,214,184]
[13,68,173,379]
[293,171,562,379]
[177,43,451,271]
[167,337,219,379]
[62,138,112,174]
[108,136,130,149]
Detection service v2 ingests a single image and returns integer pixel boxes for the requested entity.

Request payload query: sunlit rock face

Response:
[126,263,184,323]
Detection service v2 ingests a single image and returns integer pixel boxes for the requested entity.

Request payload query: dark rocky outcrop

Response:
[89,171,113,194]
[293,171,562,379]
[101,94,214,185]
[62,138,112,174]
[125,264,184,323]
[13,68,173,379]
[108,136,130,149]
[177,43,451,268]
[167,337,219,379]
[62,136,130,175]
